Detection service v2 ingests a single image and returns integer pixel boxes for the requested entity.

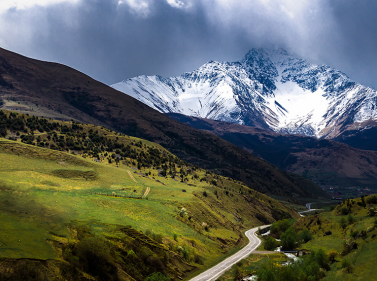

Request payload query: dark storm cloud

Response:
[0,0,377,89]
[318,0,377,88]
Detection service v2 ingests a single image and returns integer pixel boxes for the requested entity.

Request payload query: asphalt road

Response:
[299,208,318,213]
[306,203,314,210]
[298,203,317,216]
[189,225,269,281]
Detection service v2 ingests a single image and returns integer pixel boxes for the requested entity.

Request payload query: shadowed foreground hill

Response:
[0,47,322,199]
[166,113,377,189]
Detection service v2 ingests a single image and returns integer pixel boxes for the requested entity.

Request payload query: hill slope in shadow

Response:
[166,113,377,189]
[0,47,322,199]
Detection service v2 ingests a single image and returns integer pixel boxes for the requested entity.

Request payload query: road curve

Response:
[189,225,269,281]
[298,203,317,216]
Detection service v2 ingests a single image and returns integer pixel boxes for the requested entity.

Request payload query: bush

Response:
[128,249,136,257]
[366,195,377,204]
[270,219,294,238]
[179,208,187,217]
[263,236,279,250]
[339,217,347,230]
[257,260,277,281]
[351,231,359,239]
[145,272,170,281]
[368,207,376,217]
[257,249,329,281]
[359,230,367,238]
[341,259,353,273]
[182,246,190,261]
[235,266,245,280]
[347,214,354,224]
[341,207,350,215]
[280,228,297,250]
[8,262,47,281]
[194,254,205,265]
[328,250,338,262]
[299,229,312,243]
[75,236,117,280]
[315,249,330,270]
[145,230,163,243]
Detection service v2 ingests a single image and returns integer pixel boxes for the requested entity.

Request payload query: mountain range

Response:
[112,47,377,148]
[0,47,325,200]
[166,113,377,188]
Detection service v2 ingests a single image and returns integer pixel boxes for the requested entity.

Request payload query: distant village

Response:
[322,186,373,200]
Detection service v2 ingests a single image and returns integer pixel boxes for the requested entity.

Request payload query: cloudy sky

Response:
[1,0,377,89]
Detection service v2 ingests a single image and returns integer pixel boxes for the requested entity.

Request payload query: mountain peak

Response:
[112,47,377,139]
[243,46,293,64]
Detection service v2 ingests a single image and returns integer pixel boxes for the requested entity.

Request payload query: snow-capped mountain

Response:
[112,47,377,138]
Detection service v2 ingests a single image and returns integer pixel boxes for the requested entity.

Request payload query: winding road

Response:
[189,225,269,281]
[298,202,318,216]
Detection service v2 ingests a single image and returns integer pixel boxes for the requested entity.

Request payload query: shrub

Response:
[368,207,376,217]
[8,262,47,281]
[128,249,136,257]
[194,254,205,265]
[182,246,190,261]
[75,236,117,280]
[139,246,154,262]
[328,250,338,262]
[263,236,279,250]
[339,217,347,230]
[299,229,313,243]
[366,195,377,204]
[145,230,163,243]
[257,249,329,281]
[341,259,353,273]
[280,228,297,250]
[270,219,294,238]
[341,241,357,256]
[359,230,367,238]
[144,272,170,281]
[257,260,277,281]
[314,249,330,270]
[341,207,350,215]
[347,214,354,224]
[235,266,245,280]
[351,231,359,239]
[179,208,187,217]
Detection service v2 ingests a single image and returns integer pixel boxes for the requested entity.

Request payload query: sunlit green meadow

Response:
[0,138,220,262]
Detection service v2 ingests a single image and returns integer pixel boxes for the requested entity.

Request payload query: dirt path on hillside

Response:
[143,187,150,198]
[127,170,137,183]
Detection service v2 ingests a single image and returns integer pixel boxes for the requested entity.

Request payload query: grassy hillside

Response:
[215,195,377,281]
[0,47,321,200]
[0,115,299,280]
[294,195,377,280]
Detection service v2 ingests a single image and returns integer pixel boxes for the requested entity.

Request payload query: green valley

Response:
[0,110,298,280]
[217,195,377,281]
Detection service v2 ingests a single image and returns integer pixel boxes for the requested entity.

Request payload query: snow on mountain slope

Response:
[112,47,377,138]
